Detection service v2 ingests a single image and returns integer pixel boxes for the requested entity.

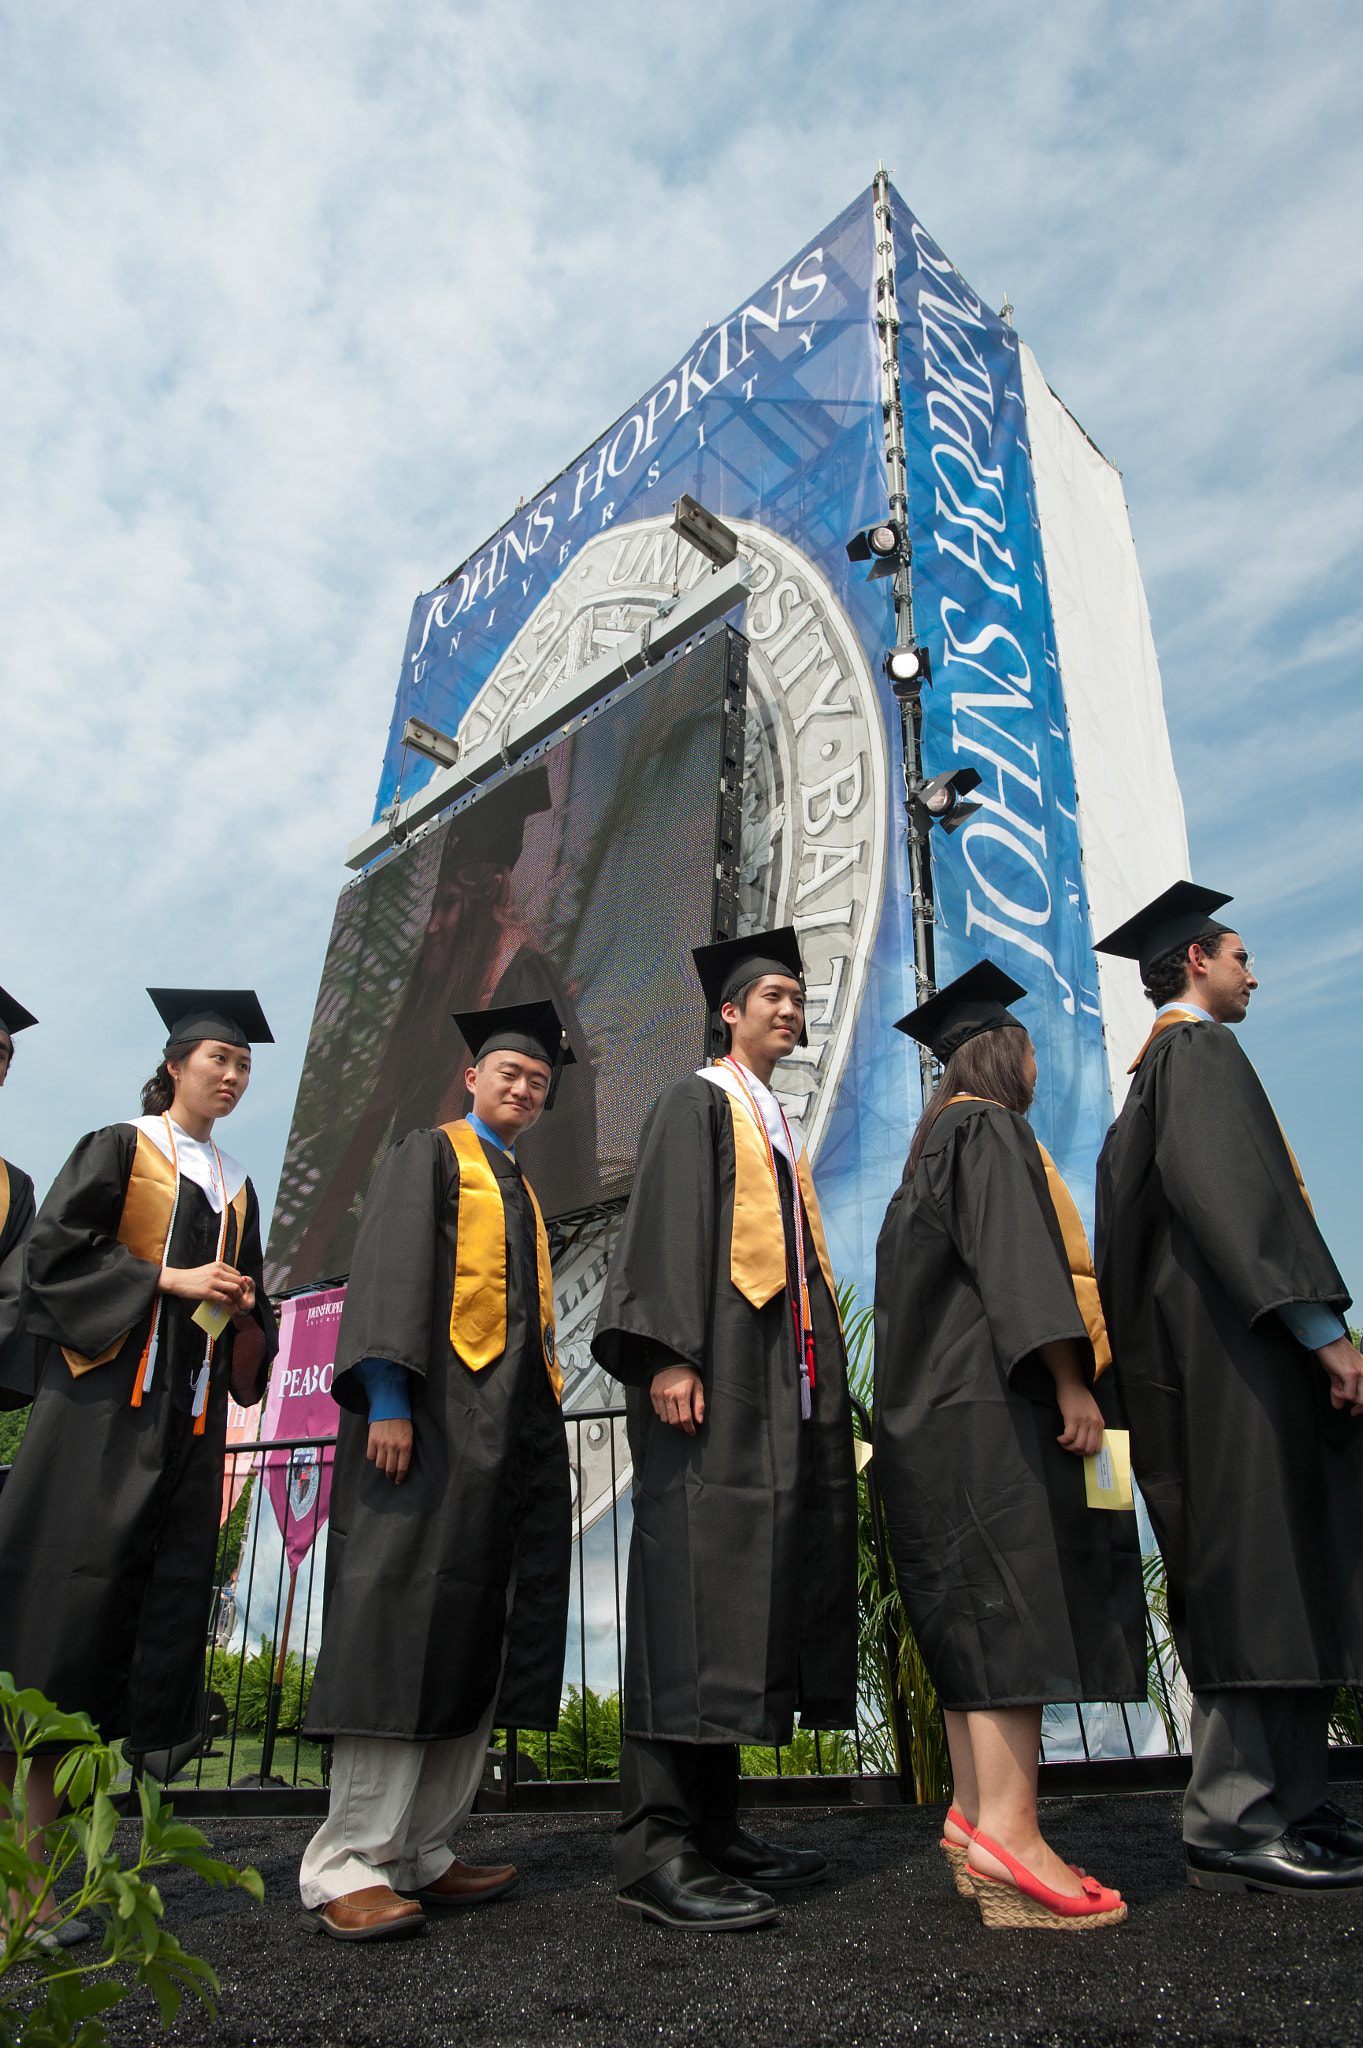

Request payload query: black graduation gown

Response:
[0,1125,275,1748]
[590,1075,859,1746]
[303,1126,572,1741]
[1095,1018,1362,1690]
[873,1099,1146,1711]
[0,1158,37,1409]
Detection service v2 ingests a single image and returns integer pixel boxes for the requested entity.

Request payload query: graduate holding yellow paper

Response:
[0,990,276,1805]
[873,964,1145,1931]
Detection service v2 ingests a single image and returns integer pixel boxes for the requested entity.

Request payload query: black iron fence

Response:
[5,1407,1360,1816]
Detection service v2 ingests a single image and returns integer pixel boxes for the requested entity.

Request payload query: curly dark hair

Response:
[1143,928,1229,1008]
[906,1023,1033,1178]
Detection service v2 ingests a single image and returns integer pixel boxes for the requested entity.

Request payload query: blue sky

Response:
[4,2,1362,1292]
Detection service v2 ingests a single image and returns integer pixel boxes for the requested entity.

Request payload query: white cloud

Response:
[2,0,1361,1281]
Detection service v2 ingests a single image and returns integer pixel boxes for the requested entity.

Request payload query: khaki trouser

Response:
[299,1574,515,1908]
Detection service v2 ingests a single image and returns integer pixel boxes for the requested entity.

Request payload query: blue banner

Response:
[362,183,1111,1293]
[893,194,1112,1229]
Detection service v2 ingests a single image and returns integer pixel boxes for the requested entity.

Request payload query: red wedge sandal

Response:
[939,1805,976,1899]
[966,1829,1127,1929]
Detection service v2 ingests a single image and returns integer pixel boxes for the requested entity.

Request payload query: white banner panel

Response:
[1019,343,1190,1106]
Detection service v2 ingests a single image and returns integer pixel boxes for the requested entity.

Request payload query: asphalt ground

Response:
[88,1789,1363,2047]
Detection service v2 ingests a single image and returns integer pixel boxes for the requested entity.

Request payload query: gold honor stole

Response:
[62,1128,248,1413]
[441,1120,562,1401]
[1127,1008,1316,1215]
[0,1158,9,1243]
[947,1096,1112,1376]
[724,1094,838,1317]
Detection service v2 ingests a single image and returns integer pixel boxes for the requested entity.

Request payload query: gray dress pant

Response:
[1183,1688,1332,1851]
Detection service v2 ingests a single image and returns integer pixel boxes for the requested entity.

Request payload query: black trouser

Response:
[614,1737,742,1887]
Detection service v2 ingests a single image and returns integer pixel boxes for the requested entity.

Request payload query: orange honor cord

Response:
[720,1057,815,1420]
[132,1117,232,1433]
[131,1115,182,1409]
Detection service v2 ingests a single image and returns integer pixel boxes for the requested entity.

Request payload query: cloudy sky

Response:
[4,3,1361,1288]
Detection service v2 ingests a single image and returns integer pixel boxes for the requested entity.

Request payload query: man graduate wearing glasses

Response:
[300,1001,573,1941]
[1095,882,1363,1896]
[592,929,859,1931]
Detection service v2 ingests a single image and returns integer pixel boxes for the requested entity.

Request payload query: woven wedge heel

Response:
[940,1807,978,1899]
[939,1840,974,1897]
[966,1829,1127,1930]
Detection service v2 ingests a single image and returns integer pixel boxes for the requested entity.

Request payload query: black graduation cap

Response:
[453,998,577,1111]
[895,960,1028,1063]
[147,989,275,1052]
[0,986,38,1037]
[444,764,552,871]
[1093,882,1234,982]
[692,927,808,1048]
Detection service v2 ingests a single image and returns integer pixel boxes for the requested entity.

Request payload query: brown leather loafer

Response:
[307,1885,426,1941]
[401,1858,518,1907]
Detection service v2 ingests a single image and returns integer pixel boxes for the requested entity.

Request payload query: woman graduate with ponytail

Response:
[874,963,1145,1931]
[0,989,277,1813]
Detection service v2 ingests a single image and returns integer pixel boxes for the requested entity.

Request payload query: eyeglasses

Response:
[1231,952,1254,971]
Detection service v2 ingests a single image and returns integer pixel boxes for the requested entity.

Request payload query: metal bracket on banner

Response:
[345,556,751,871]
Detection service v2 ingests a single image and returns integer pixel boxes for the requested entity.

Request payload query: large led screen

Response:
[265,625,745,1293]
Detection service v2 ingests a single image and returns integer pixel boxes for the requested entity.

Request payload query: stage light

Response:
[883,644,933,698]
[846,519,910,581]
[672,494,739,570]
[402,717,461,769]
[910,767,983,836]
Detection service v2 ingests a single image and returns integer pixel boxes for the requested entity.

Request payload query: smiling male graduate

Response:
[591,928,859,1931]
[1095,883,1363,1896]
[300,1001,573,1941]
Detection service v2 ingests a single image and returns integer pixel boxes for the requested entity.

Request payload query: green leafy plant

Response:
[0,1413,28,1470]
[213,1476,254,1584]
[838,1279,952,1803]
[503,1685,622,1781]
[0,1675,262,2048]
[206,1640,314,1736]
[739,1729,860,1777]
[1329,1686,1363,1747]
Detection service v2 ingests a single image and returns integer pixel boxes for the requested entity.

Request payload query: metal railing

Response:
[9,1402,1360,1816]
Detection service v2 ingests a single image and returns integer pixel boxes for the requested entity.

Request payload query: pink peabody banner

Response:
[260,1285,345,1574]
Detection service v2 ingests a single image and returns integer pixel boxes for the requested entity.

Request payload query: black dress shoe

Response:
[704,1827,829,1890]
[1295,1800,1363,1858]
[616,1852,778,1930]
[1186,1828,1363,1893]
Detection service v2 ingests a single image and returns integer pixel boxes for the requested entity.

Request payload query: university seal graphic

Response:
[451,516,889,1534]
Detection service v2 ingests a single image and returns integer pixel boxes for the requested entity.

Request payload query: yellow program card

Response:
[192,1298,233,1342]
[1084,1429,1133,1510]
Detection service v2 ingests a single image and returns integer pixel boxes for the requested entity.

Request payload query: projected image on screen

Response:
[266,625,745,1293]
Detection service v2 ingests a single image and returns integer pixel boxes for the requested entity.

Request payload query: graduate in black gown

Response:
[592,928,859,1932]
[0,985,40,1410]
[1095,882,1363,1895]
[0,990,276,1883]
[299,1000,572,1943]
[875,964,1139,1929]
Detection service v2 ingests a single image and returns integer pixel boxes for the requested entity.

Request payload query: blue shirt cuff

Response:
[352,1356,411,1422]
[1276,1301,1348,1351]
